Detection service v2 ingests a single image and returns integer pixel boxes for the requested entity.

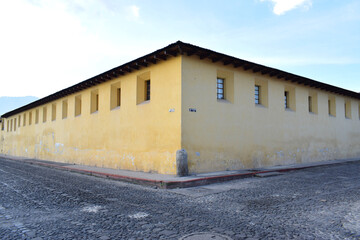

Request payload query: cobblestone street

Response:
[1,157,360,239]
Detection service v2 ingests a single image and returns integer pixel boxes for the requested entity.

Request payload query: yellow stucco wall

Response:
[181,55,360,173]
[1,54,360,175]
[0,57,182,174]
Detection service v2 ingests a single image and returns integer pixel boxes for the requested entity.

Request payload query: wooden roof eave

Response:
[2,40,360,118]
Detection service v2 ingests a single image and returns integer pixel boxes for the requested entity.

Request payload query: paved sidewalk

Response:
[1,154,359,189]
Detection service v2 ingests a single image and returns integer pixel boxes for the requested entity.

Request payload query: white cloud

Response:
[261,0,312,15]
[124,5,141,22]
[0,0,148,97]
[129,5,140,18]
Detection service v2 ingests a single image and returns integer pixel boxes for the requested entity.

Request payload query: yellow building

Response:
[1,41,360,175]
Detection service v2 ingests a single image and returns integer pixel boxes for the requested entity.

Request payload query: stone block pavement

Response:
[1,154,359,189]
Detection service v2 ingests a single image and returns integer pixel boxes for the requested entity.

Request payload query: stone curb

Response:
[1,155,359,189]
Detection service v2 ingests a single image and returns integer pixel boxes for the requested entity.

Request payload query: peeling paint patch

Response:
[54,143,64,154]
[35,141,42,154]
[121,153,136,166]
[276,151,285,158]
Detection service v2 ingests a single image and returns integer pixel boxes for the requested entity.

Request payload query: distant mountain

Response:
[0,96,39,117]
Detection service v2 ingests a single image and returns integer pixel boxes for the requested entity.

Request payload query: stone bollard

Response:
[176,149,188,177]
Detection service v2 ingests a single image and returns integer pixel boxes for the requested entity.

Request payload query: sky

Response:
[0,0,359,98]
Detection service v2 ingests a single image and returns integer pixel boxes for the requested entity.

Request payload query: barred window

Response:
[255,85,260,104]
[117,88,121,107]
[284,91,289,109]
[110,82,121,109]
[145,80,151,101]
[217,78,225,99]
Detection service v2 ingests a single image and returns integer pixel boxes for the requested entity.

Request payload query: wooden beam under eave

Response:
[252,68,261,73]
[80,85,88,91]
[199,52,210,60]
[167,50,178,57]
[155,54,167,61]
[74,85,84,91]
[113,70,122,76]
[176,45,184,55]
[311,82,320,88]
[160,51,171,59]
[82,82,92,87]
[269,71,277,77]
[147,57,157,64]
[116,69,126,75]
[186,50,196,56]
[296,79,305,85]
[93,78,101,84]
[124,66,132,73]
[131,64,139,70]
[137,60,148,67]
[223,59,231,66]
[163,50,170,57]
[301,79,309,85]
[97,76,105,82]
[260,69,271,75]
[62,91,69,97]
[62,89,71,95]
[160,55,168,60]
[110,72,119,78]
[302,80,311,86]
[243,65,252,71]
[97,77,106,82]
[57,93,66,99]
[91,78,100,84]
[104,74,112,80]
[212,57,222,63]
[233,61,245,68]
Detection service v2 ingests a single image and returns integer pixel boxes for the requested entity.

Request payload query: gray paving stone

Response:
[0,157,359,239]
[159,230,178,236]
[99,236,110,240]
